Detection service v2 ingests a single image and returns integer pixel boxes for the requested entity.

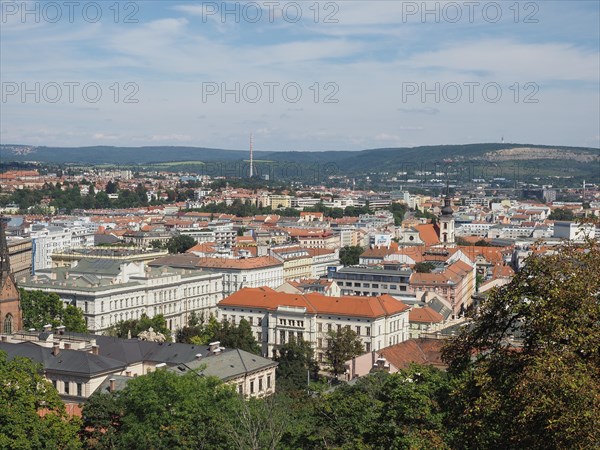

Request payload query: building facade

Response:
[217,287,410,363]
[19,258,223,333]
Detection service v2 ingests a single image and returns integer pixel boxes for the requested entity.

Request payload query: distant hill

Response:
[1,143,598,181]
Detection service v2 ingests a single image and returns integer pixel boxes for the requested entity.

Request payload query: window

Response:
[280,330,286,344]
[257,332,262,342]
[64,382,70,395]
[337,324,342,331]
[318,338,323,348]
[390,285,397,290]
[250,381,255,394]
[3,314,12,334]
[366,342,371,352]
[355,326,361,335]
[366,327,371,336]
[318,323,322,332]
[77,383,83,397]
[238,384,243,394]
[327,323,332,332]
[267,375,271,389]
[52,379,57,389]
[372,284,379,288]
[259,378,263,391]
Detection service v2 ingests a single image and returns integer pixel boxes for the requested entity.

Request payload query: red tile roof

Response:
[379,338,446,370]
[415,224,440,246]
[219,288,409,318]
[409,306,444,323]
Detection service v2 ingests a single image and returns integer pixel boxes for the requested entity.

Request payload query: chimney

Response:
[195,353,202,360]
[64,342,71,350]
[91,344,99,355]
[52,342,60,356]
[56,325,66,335]
[43,324,52,332]
[208,341,221,353]
[109,378,116,393]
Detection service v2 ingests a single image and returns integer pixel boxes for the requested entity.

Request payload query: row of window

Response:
[317,322,371,336]
[240,375,272,395]
[51,379,84,397]
[279,330,303,344]
[343,282,406,291]
[279,318,304,327]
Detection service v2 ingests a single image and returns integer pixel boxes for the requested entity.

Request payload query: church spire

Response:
[0,216,13,286]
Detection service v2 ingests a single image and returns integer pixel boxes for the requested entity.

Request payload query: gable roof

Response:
[175,349,277,381]
[379,338,446,370]
[0,341,126,376]
[409,306,444,323]
[219,288,409,318]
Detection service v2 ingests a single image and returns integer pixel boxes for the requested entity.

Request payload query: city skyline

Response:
[1,1,599,150]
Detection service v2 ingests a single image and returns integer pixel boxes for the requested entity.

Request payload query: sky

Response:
[1,0,599,151]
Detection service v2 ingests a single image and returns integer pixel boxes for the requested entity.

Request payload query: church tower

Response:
[438,183,455,245]
[0,216,23,334]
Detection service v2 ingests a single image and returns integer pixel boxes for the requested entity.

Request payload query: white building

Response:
[31,224,95,272]
[553,221,596,242]
[19,258,223,333]
[148,254,285,297]
[217,287,410,362]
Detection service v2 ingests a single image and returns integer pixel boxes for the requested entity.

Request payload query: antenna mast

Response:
[249,133,254,178]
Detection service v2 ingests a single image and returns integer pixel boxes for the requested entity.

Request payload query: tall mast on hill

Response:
[249,133,254,178]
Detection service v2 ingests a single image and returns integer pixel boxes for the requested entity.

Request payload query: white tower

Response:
[439,182,455,245]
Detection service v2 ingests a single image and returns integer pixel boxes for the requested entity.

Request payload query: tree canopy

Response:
[339,245,363,266]
[325,328,364,379]
[442,239,600,449]
[177,315,262,355]
[0,351,82,450]
[19,289,88,333]
[105,313,171,341]
[166,235,196,254]
[274,337,319,392]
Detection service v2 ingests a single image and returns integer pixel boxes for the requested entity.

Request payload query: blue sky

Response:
[1,1,599,151]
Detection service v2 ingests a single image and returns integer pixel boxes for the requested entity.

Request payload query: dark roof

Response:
[0,341,126,376]
[173,348,277,381]
[94,335,208,365]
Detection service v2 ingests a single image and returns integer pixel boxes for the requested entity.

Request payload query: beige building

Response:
[7,236,32,279]
[218,287,411,362]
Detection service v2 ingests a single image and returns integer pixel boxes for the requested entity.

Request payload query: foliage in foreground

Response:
[19,289,88,333]
[443,240,600,450]
[0,352,82,450]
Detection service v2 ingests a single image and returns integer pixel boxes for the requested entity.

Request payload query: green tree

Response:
[19,289,88,333]
[166,235,196,254]
[339,245,363,266]
[82,369,236,450]
[0,352,82,450]
[275,337,319,392]
[105,180,117,194]
[315,366,451,449]
[105,314,171,341]
[547,207,575,221]
[325,328,364,379]
[414,262,435,273]
[176,317,261,355]
[442,240,600,449]
[149,239,164,250]
[214,319,262,355]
